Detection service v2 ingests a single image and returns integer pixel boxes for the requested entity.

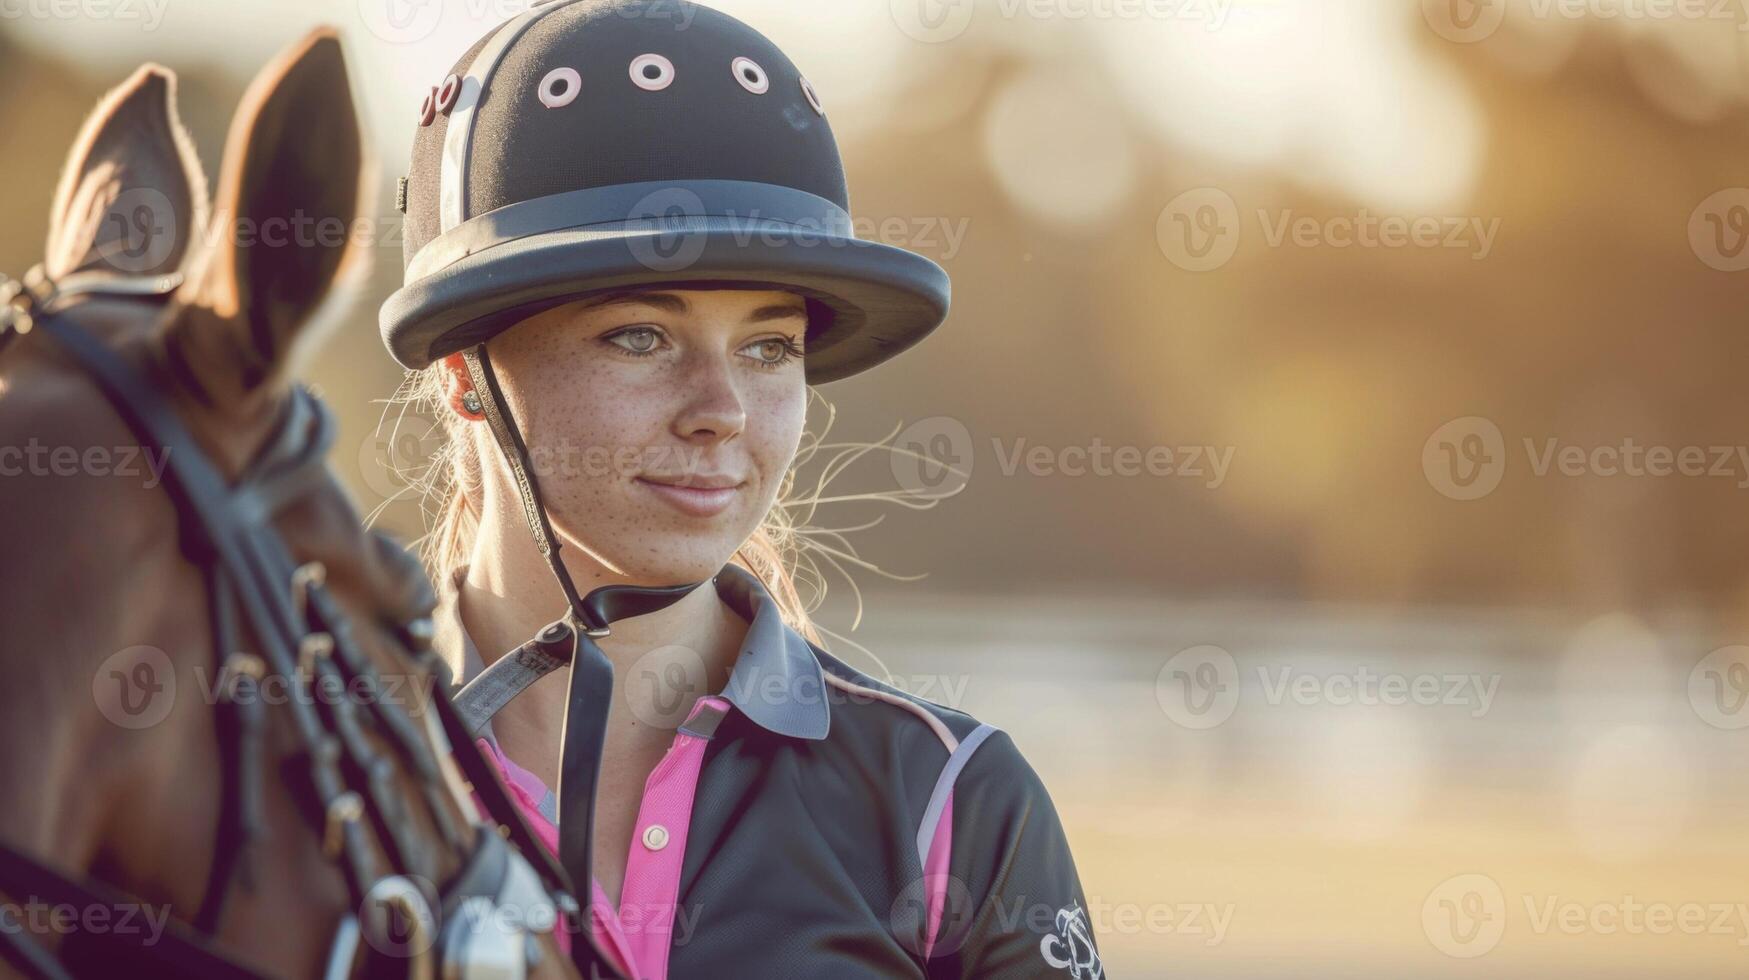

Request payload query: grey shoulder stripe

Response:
[821,670,956,749]
[440,0,583,232]
[914,722,1001,869]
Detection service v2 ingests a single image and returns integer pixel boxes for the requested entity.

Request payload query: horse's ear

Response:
[44,64,209,280]
[165,27,368,406]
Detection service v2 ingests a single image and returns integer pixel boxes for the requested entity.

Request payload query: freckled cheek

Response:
[745,387,807,484]
[510,353,664,476]
[532,391,672,478]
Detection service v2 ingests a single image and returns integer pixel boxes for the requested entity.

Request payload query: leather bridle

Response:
[0,268,610,979]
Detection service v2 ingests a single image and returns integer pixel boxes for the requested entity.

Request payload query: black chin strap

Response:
[458,344,710,975]
[461,347,592,626]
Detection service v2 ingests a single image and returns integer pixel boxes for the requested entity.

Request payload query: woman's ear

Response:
[442,352,485,421]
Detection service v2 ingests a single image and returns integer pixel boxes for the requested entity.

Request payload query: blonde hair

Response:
[379,355,961,659]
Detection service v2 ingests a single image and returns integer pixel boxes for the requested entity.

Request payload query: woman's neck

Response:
[455,491,748,767]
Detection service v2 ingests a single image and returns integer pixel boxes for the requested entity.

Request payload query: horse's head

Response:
[0,29,578,978]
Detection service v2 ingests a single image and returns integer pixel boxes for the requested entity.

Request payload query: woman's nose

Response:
[671,355,746,440]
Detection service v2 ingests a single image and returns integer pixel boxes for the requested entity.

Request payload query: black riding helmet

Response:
[381,0,951,384]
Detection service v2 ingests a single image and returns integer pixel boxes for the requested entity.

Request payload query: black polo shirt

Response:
[434,562,1105,979]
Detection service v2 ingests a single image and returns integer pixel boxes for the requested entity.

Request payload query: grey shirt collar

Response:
[433,561,831,742]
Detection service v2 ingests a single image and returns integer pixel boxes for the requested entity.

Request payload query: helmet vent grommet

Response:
[732,57,769,94]
[539,67,581,108]
[436,73,462,113]
[629,53,675,92]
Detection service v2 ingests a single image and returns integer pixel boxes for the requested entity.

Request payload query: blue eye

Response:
[607,325,663,355]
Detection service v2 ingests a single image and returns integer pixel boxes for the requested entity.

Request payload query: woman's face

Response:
[468,288,809,585]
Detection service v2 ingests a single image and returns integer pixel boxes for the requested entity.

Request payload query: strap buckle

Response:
[564,609,611,640]
[218,652,268,702]
[323,791,366,858]
[0,271,38,336]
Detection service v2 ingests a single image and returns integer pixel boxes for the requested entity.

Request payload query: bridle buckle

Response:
[218,652,267,703]
[323,791,365,858]
[0,271,40,338]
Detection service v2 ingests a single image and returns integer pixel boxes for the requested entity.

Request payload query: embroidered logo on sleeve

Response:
[1038,899,1103,979]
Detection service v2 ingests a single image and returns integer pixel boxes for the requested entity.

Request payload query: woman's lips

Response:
[634,477,743,518]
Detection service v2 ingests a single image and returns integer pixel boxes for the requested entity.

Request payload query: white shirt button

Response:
[642,824,669,851]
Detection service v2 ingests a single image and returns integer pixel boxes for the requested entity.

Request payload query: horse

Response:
[0,28,594,979]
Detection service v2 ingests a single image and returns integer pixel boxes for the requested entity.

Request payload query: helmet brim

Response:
[380,216,950,384]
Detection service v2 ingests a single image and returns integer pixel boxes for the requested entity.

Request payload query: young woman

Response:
[379,3,1103,978]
